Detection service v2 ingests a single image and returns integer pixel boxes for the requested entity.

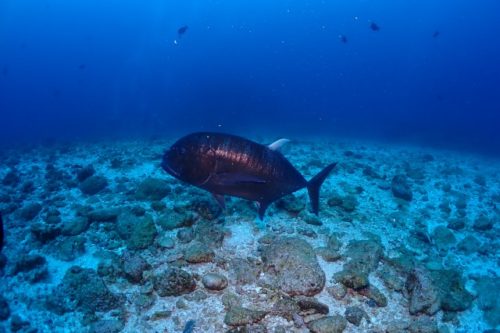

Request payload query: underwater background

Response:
[1,0,500,153]
[0,1,499,333]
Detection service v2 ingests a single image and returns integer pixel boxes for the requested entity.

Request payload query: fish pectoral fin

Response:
[212,173,267,186]
[268,138,290,151]
[212,193,226,210]
[256,201,270,220]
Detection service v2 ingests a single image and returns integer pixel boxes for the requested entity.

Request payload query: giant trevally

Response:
[161,132,336,219]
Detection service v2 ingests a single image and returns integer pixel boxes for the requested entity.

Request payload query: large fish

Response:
[161,132,336,219]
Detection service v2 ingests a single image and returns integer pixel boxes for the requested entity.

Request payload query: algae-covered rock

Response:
[116,213,157,250]
[391,174,413,201]
[52,236,86,261]
[31,222,62,243]
[431,226,456,253]
[153,268,196,297]
[156,211,195,231]
[20,202,42,221]
[224,306,267,326]
[121,251,150,284]
[61,216,90,236]
[406,267,440,315]
[276,194,306,215]
[431,269,473,312]
[261,237,325,296]
[307,315,347,333]
[184,242,215,263]
[335,239,383,290]
[344,306,367,326]
[457,235,481,254]
[476,276,500,327]
[408,316,438,333]
[46,266,123,314]
[10,254,48,283]
[473,215,494,231]
[135,177,171,201]
[79,175,108,195]
[76,165,95,182]
[229,258,261,285]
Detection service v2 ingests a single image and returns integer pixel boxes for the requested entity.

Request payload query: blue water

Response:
[1,0,499,153]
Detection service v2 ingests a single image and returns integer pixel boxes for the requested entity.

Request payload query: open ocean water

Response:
[0,1,499,332]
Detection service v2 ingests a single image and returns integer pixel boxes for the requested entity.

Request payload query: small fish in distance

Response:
[339,34,348,43]
[178,25,188,37]
[433,30,440,38]
[161,132,336,219]
[370,22,380,31]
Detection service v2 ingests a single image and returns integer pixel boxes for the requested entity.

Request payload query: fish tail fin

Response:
[307,162,337,215]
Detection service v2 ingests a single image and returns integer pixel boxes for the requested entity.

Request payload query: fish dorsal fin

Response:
[268,138,290,151]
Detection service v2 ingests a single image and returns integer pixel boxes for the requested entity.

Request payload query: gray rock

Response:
[276,194,306,215]
[121,252,150,284]
[177,228,195,243]
[117,213,157,250]
[391,174,413,201]
[431,226,456,253]
[476,276,500,327]
[19,203,42,221]
[406,267,440,315]
[307,315,347,333]
[358,285,388,307]
[76,165,95,182]
[87,208,120,222]
[457,235,481,254]
[189,199,222,220]
[52,236,86,262]
[229,258,261,285]
[408,316,438,333]
[447,218,465,231]
[89,319,124,333]
[344,306,367,326]
[185,242,215,263]
[224,306,267,327]
[31,222,62,243]
[473,215,494,231]
[431,269,473,312]
[202,273,228,291]
[46,266,123,314]
[79,175,108,195]
[10,254,48,283]
[327,283,347,300]
[156,211,195,231]
[261,237,325,296]
[153,268,196,297]
[135,177,171,201]
[61,216,90,236]
[334,239,383,290]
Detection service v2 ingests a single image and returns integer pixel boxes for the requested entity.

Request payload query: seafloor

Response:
[0,137,498,333]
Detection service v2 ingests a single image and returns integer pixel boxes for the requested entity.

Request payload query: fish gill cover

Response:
[0,0,499,332]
